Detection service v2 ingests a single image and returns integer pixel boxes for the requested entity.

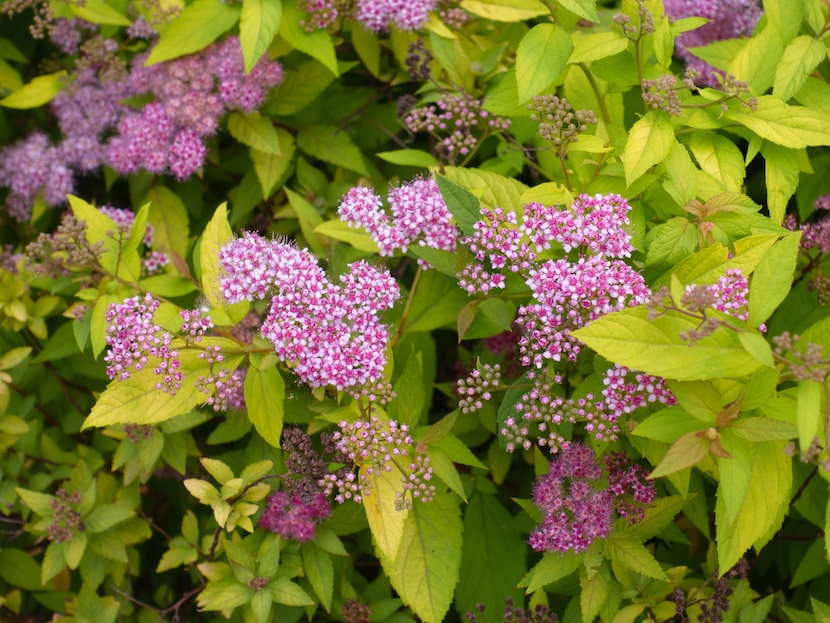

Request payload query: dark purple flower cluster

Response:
[259,491,330,542]
[219,232,399,398]
[528,445,655,553]
[662,0,762,86]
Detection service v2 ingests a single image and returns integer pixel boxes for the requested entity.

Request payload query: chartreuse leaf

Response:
[663,234,779,287]
[460,0,548,21]
[728,27,782,95]
[648,430,711,479]
[568,31,628,64]
[644,217,697,269]
[623,112,675,188]
[386,490,462,623]
[279,0,338,75]
[239,0,281,72]
[737,332,774,368]
[69,195,138,280]
[715,440,791,572]
[456,494,525,617]
[244,354,285,448]
[296,125,368,176]
[362,465,409,562]
[556,0,598,21]
[0,70,65,108]
[314,220,379,252]
[200,203,250,324]
[572,306,762,381]
[145,186,190,258]
[725,96,830,149]
[83,342,244,428]
[661,142,698,207]
[441,166,527,212]
[688,131,745,193]
[773,36,825,102]
[145,0,240,65]
[762,144,801,225]
[515,24,571,103]
[764,0,802,41]
[604,535,666,580]
[797,380,822,453]
[580,562,612,623]
[228,112,281,155]
[70,0,130,25]
[633,408,709,442]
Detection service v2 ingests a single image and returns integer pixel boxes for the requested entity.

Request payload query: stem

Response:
[578,63,611,124]
[391,265,423,349]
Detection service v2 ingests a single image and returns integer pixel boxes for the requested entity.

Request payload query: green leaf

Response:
[386,491,462,623]
[314,220,380,252]
[64,532,87,569]
[633,408,709,442]
[405,270,468,333]
[145,0,241,65]
[715,441,791,572]
[252,128,296,199]
[351,27,380,77]
[580,563,611,623]
[239,0,281,72]
[0,71,66,109]
[619,495,686,541]
[200,204,250,322]
[15,488,54,516]
[139,275,198,298]
[441,166,527,212]
[435,175,481,236]
[688,131,745,193]
[427,447,466,501]
[644,217,698,269]
[727,417,796,442]
[519,551,580,592]
[244,357,285,448]
[773,36,826,102]
[572,306,762,381]
[269,577,315,606]
[157,538,198,572]
[515,24,572,103]
[69,195,137,279]
[661,142,699,207]
[265,58,336,116]
[623,112,675,188]
[390,348,425,426]
[460,0,548,21]
[648,430,711,479]
[197,578,253,611]
[83,345,244,428]
[737,332,774,368]
[301,541,334,611]
[145,186,190,258]
[42,541,67,585]
[228,112,281,155]
[727,27,782,95]
[70,0,131,25]
[84,503,135,533]
[456,494,525,618]
[376,149,439,168]
[0,548,45,591]
[278,0,338,75]
[296,125,368,176]
[362,465,409,562]
[761,144,801,225]
[568,31,628,64]
[556,0,598,21]
[604,535,666,580]
[725,96,830,149]
[0,346,31,370]
[797,380,822,452]
[660,235,778,288]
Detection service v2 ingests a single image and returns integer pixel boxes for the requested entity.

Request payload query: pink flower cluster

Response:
[219,232,400,396]
[602,364,677,415]
[104,294,182,394]
[682,268,750,321]
[322,415,435,509]
[517,255,650,365]
[259,491,330,542]
[355,0,437,31]
[529,445,655,553]
[662,0,762,86]
[337,177,457,263]
[110,38,283,179]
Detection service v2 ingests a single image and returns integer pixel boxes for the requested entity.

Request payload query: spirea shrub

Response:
[5,0,830,622]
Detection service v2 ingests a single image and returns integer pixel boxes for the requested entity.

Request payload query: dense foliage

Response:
[3,0,830,622]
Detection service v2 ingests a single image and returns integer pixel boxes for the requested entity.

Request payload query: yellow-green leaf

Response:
[70,0,131,25]
[648,430,711,479]
[239,0,281,72]
[460,0,548,22]
[516,24,571,103]
[228,112,281,155]
[200,204,250,323]
[623,112,675,187]
[279,0,338,76]
[0,71,66,109]
[362,466,409,562]
[296,125,368,176]
[568,31,628,64]
[773,35,826,102]
[145,186,190,258]
[725,96,830,149]
[314,220,380,252]
[145,0,240,65]
[244,358,284,448]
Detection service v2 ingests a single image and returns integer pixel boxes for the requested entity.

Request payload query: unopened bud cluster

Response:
[528,95,597,150]
[47,488,84,543]
[773,332,827,382]
[457,362,502,413]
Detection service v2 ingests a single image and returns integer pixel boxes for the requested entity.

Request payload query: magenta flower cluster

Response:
[528,445,655,553]
[662,0,762,86]
[321,415,435,510]
[259,491,330,542]
[219,232,400,397]
[337,176,457,263]
[104,294,182,394]
[355,0,437,31]
[602,364,677,415]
